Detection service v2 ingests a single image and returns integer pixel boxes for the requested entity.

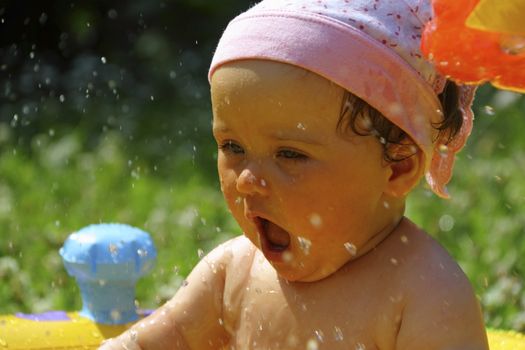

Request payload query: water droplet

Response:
[439,61,449,66]
[101,56,107,64]
[181,279,189,287]
[173,265,180,274]
[500,35,525,55]
[297,122,307,130]
[110,309,121,321]
[108,9,118,19]
[137,248,147,257]
[129,329,138,341]
[306,338,319,350]
[355,342,367,350]
[314,329,324,342]
[333,326,344,341]
[0,338,7,347]
[390,258,399,266]
[39,12,48,24]
[383,201,390,209]
[92,331,100,338]
[438,214,454,232]
[438,144,448,156]
[98,279,107,286]
[400,235,408,244]
[344,242,357,256]
[483,105,495,116]
[197,249,205,259]
[298,236,312,255]
[235,196,242,205]
[309,213,322,229]
[283,251,293,263]
[218,318,224,325]
[379,136,387,145]
[260,179,267,187]
[109,243,118,255]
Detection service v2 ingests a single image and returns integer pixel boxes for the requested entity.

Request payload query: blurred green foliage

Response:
[0,0,524,334]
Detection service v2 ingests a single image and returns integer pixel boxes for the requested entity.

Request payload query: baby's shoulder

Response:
[380,218,488,348]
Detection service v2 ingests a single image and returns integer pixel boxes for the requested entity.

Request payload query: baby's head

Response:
[208,0,476,281]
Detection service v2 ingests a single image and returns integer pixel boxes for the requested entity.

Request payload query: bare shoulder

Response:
[386,218,489,349]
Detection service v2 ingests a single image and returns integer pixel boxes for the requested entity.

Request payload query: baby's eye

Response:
[276,149,308,161]
[219,140,244,155]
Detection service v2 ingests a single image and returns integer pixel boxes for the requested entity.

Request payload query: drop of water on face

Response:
[306,338,319,350]
[260,179,267,187]
[439,61,449,66]
[283,251,293,263]
[344,242,357,256]
[483,105,495,116]
[355,342,367,350]
[309,213,322,229]
[137,248,147,257]
[235,196,242,205]
[314,329,324,342]
[298,236,312,255]
[383,201,390,209]
[379,136,387,145]
[218,318,224,325]
[390,258,399,266]
[400,235,408,244]
[297,122,307,130]
[333,326,344,341]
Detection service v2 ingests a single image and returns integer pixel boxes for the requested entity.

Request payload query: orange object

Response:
[421,0,525,93]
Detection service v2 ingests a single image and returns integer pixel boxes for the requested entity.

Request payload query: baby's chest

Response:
[224,275,402,350]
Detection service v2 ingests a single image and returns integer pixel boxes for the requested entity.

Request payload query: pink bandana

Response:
[209,0,476,198]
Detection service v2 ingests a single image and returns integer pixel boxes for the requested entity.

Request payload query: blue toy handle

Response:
[60,223,157,324]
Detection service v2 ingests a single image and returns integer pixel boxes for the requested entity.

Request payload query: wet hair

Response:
[338,80,462,162]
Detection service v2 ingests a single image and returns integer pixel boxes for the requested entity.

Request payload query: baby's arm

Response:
[100,239,236,350]
[395,254,489,349]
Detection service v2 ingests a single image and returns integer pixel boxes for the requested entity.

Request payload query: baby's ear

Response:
[384,144,425,198]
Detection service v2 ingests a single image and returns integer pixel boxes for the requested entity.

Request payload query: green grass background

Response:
[0,85,524,332]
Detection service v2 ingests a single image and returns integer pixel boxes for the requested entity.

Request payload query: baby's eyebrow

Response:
[270,132,326,146]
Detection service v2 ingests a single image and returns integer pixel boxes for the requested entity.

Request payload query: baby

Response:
[101,0,489,349]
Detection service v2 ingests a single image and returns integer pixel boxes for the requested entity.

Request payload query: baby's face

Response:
[211,60,394,282]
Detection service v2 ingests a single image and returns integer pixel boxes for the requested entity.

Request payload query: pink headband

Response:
[209,0,476,198]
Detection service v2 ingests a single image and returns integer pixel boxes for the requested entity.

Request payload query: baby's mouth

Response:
[257,217,291,252]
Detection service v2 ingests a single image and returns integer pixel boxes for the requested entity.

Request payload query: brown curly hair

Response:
[338,81,462,162]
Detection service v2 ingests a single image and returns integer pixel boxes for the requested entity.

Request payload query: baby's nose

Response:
[236,167,269,196]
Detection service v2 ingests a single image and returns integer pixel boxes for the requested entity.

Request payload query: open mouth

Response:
[256,217,291,253]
